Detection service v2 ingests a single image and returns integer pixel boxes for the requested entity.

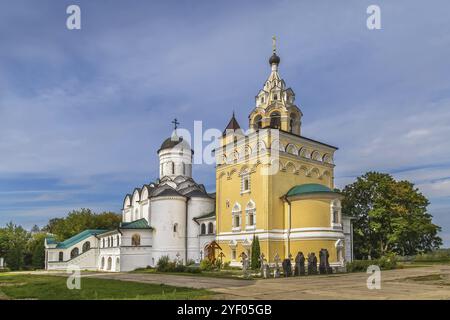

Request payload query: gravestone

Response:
[282,258,292,277]
[307,252,318,275]
[175,252,183,266]
[259,253,266,277]
[240,252,249,278]
[319,249,332,274]
[273,253,281,278]
[295,252,305,276]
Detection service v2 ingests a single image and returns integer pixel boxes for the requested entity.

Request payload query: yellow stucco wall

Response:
[215,132,342,264]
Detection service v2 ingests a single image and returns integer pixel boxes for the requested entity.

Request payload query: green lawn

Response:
[0,273,212,300]
[132,268,256,280]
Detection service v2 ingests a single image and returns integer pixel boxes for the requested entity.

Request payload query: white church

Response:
[45,129,216,272]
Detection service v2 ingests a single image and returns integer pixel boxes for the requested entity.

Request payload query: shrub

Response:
[156,255,171,272]
[186,266,201,274]
[413,249,450,262]
[223,261,231,270]
[0,267,11,273]
[200,259,214,271]
[186,259,196,266]
[346,255,397,273]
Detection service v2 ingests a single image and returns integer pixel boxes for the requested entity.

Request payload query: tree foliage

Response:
[0,209,121,270]
[0,222,31,270]
[251,235,261,269]
[42,208,121,241]
[341,172,442,259]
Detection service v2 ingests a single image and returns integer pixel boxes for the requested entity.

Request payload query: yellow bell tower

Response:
[215,40,352,269]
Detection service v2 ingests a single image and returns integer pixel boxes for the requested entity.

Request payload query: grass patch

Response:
[0,273,212,300]
[132,267,255,280]
[403,274,450,286]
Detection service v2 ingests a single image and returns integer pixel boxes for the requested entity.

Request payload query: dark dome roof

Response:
[269,53,280,65]
[158,136,192,153]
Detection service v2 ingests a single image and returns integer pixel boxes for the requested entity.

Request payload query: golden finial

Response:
[272,35,277,53]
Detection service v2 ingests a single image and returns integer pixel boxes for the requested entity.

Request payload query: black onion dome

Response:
[158,136,192,152]
[269,53,280,65]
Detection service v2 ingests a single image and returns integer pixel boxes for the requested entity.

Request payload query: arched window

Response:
[107,257,112,270]
[254,115,262,129]
[171,162,175,175]
[201,223,206,235]
[270,112,281,129]
[182,162,185,175]
[101,257,105,269]
[102,238,105,248]
[58,251,64,262]
[208,222,214,234]
[116,235,120,246]
[232,203,241,229]
[132,234,141,246]
[107,237,110,247]
[82,241,90,252]
[70,247,79,260]
[246,200,256,227]
[173,223,178,233]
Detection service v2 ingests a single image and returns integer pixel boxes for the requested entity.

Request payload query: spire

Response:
[223,112,241,135]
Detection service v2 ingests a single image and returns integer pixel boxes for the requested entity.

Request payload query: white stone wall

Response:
[158,148,192,179]
[187,197,215,262]
[150,196,187,263]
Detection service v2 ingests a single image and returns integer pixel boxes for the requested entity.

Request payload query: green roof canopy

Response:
[120,218,152,229]
[286,183,337,197]
[52,229,107,249]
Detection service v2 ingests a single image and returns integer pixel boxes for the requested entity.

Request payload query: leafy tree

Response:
[341,172,442,259]
[251,235,261,269]
[0,222,31,270]
[28,232,47,269]
[42,209,121,241]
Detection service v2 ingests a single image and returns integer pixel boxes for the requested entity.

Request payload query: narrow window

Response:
[232,249,236,260]
[201,223,206,235]
[173,223,178,233]
[59,252,63,262]
[208,222,214,234]
[132,234,141,246]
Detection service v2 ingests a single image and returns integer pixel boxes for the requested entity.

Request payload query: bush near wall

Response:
[346,255,398,273]
[413,249,450,262]
[155,256,201,273]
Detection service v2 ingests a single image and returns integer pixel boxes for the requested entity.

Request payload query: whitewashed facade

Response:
[45,132,216,272]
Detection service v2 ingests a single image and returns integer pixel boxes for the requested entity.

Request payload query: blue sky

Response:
[0,0,449,246]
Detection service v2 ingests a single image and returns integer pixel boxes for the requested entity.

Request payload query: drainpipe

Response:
[282,195,292,258]
[185,198,189,265]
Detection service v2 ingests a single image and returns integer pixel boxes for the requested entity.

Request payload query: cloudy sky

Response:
[0,0,449,246]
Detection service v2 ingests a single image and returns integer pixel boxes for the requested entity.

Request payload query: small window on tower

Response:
[274,94,278,100]
[173,223,178,233]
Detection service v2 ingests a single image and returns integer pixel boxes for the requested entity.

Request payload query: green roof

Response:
[194,211,215,221]
[45,235,57,245]
[54,229,107,249]
[286,183,337,197]
[120,218,152,229]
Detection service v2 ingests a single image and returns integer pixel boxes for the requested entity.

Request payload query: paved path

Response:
[31,264,450,300]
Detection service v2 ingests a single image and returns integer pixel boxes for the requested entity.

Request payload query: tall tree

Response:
[0,222,31,270]
[28,233,47,269]
[341,172,442,259]
[251,235,261,269]
[42,209,121,241]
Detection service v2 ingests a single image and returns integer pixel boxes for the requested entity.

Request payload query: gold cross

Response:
[272,36,277,53]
